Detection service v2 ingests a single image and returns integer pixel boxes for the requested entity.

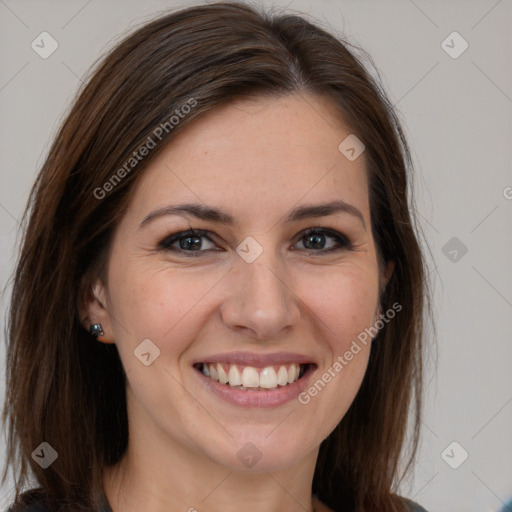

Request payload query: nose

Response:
[220,249,301,341]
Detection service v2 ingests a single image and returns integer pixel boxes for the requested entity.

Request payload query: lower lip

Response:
[195,366,315,408]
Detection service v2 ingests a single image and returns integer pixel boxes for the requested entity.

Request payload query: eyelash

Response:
[157,227,354,256]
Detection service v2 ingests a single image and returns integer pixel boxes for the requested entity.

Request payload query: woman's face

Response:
[89,93,388,472]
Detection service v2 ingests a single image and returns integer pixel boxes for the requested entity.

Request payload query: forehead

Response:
[127,93,369,225]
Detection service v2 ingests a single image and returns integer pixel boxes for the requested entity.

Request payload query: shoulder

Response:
[5,488,112,512]
[4,488,49,512]
[313,495,428,512]
[400,496,429,512]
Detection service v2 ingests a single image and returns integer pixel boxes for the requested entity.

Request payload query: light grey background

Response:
[1,1,511,511]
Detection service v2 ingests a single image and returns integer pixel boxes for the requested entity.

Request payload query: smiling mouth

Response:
[194,362,310,391]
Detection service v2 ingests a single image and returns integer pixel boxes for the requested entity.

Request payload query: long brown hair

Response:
[2,2,431,511]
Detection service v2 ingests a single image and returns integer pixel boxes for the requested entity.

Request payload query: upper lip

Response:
[192,351,316,368]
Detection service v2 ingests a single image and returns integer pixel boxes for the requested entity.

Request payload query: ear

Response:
[381,260,394,289]
[374,260,395,320]
[77,277,115,344]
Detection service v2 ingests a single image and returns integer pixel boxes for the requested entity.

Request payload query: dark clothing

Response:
[6,488,428,511]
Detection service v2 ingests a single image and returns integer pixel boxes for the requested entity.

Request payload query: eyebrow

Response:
[138,200,366,230]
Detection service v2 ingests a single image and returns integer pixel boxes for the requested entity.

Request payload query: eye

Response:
[158,228,217,254]
[294,227,353,253]
[158,227,353,256]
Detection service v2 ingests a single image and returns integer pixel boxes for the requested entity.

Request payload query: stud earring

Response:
[89,323,104,337]
[89,323,114,344]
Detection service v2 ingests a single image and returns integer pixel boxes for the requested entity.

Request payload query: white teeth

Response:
[287,363,299,384]
[228,365,242,386]
[277,366,288,386]
[259,367,277,388]
[201,362,305,389]
[241,367,260,388]
[209,363,218,381]
[217,364,228,384]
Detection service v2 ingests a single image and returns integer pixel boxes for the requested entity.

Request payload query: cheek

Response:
[299,263,379,351]
[292,266,378,430]
[107,258,224,356]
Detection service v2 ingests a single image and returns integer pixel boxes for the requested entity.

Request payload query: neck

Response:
[104,447,319,512]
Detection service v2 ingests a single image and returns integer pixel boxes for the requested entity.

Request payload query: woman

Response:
[2,2,431,511]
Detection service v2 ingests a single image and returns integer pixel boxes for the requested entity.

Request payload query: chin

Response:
[193,423,322,474]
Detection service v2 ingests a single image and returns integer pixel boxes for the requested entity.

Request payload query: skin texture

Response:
[82,93,392,512]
